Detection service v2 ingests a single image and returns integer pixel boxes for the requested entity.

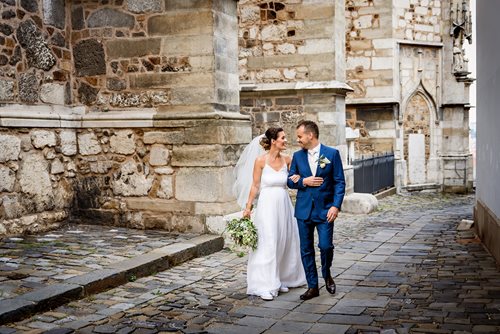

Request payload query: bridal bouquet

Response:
[225,217,258,251]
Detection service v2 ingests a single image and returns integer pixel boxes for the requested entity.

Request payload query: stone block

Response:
[298,38,334,55]
[341,193,378,214]
[112,161,153,196]
[78,133,102,156]
[175,167,233,202]
[157,175,173,199]
[195,201,240,215]
[125,197,194,213]
[39,83,65,105]
[31,130,56,149]
[106,38,161,59]
[0,298,36,325]
[130,72,212,89]
[88,8,134,28]
[0,166,15,192]
[372,57,394,70]
[19,72,39,103]
[245,54,292,69]
[0,135,21,162]
[66,268,125,296]
[148,11,212,36]
[143,130,185,145]
[161,36,213,57]
[20,0,38,12]
[16,20,56,71]
[1,194,25,219]
[171,215,205,233]
[43,0,66,29]
[110,130,135,155]
[59,130,77,156]
[172,145,235,167]
[366,86,394,98]
[21,283,83,312]
[0,79,14,101]
[170,87,215,105]
[184,123,252,145]
[18,152,54,212]
[126,0,162,13]
[50,158,65,174]
[294,5,334,20]
[149,144,170,166]
[164,0,211,11]
[372,38,394,49]
[73,39,106,77]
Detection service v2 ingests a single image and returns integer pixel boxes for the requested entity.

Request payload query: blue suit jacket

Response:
[287,144,346,221]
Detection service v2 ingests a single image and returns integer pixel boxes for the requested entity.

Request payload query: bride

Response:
[233,127,306,301]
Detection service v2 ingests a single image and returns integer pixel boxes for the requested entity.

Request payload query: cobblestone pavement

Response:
[0,224,197,300]
[4,193,500,334]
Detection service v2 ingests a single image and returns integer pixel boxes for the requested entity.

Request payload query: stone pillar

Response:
[440,0,474,193]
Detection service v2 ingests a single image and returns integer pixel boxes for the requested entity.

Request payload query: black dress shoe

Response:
[300,287,319,300]
[325,276,336,294]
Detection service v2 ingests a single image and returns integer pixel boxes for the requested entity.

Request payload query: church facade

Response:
[345,0,474,193]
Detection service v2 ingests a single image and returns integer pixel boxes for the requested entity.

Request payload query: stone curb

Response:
[0,234,224,325]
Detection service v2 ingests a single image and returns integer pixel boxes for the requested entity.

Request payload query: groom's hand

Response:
[303,176,323,187]
[327,206,339,223]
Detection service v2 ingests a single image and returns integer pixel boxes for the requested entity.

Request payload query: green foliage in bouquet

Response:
[225,217,258,251]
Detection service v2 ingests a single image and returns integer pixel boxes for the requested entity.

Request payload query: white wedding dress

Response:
[246,161,306,297]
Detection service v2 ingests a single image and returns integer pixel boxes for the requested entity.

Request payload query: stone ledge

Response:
[0,234,224,325]
[240,80,353,93]
[405,183,441,192]
[0,104,249,128]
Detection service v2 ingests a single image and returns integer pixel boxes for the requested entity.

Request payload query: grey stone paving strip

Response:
[0,234,223,325]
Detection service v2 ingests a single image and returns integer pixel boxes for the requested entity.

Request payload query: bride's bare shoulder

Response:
[254,153,267,166]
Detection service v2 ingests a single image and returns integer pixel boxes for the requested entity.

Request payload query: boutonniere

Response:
[317,154,331,168]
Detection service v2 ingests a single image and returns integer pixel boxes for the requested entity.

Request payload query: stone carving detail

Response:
[450,0,472,77]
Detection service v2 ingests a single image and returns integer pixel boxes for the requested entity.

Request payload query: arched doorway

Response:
[403,91,433,185]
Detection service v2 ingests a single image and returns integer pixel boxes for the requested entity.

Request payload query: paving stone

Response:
[42,329,74,334]
[236,315,275,329]
[307,323,350,334]
[320,314,374,325]
[282,311,322,322]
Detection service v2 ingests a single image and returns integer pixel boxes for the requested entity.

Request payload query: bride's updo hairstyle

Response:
[260,127,284,151]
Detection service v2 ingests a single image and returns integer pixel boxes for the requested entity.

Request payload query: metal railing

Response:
[353,152,395,194]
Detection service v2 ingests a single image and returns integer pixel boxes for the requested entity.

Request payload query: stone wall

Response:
[0,0,69,105]
[0,0,239,112]
[0,0,250,237]
[238,0,350,152]
[0,121,249,236]
[239,0,337,83]
[345,0,473,193]
[346,104,394,156]
[346,0,442,100]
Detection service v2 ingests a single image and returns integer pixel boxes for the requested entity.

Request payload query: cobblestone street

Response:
[3,193,500,334]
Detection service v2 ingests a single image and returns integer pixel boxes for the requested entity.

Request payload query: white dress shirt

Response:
[308,143,321,176]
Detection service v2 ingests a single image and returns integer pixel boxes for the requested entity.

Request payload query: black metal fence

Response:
[353,152,395,194]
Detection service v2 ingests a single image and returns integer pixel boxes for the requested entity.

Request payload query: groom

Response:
[287,120,346,300]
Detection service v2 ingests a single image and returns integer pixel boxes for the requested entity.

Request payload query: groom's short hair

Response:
[297,120,319,139]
